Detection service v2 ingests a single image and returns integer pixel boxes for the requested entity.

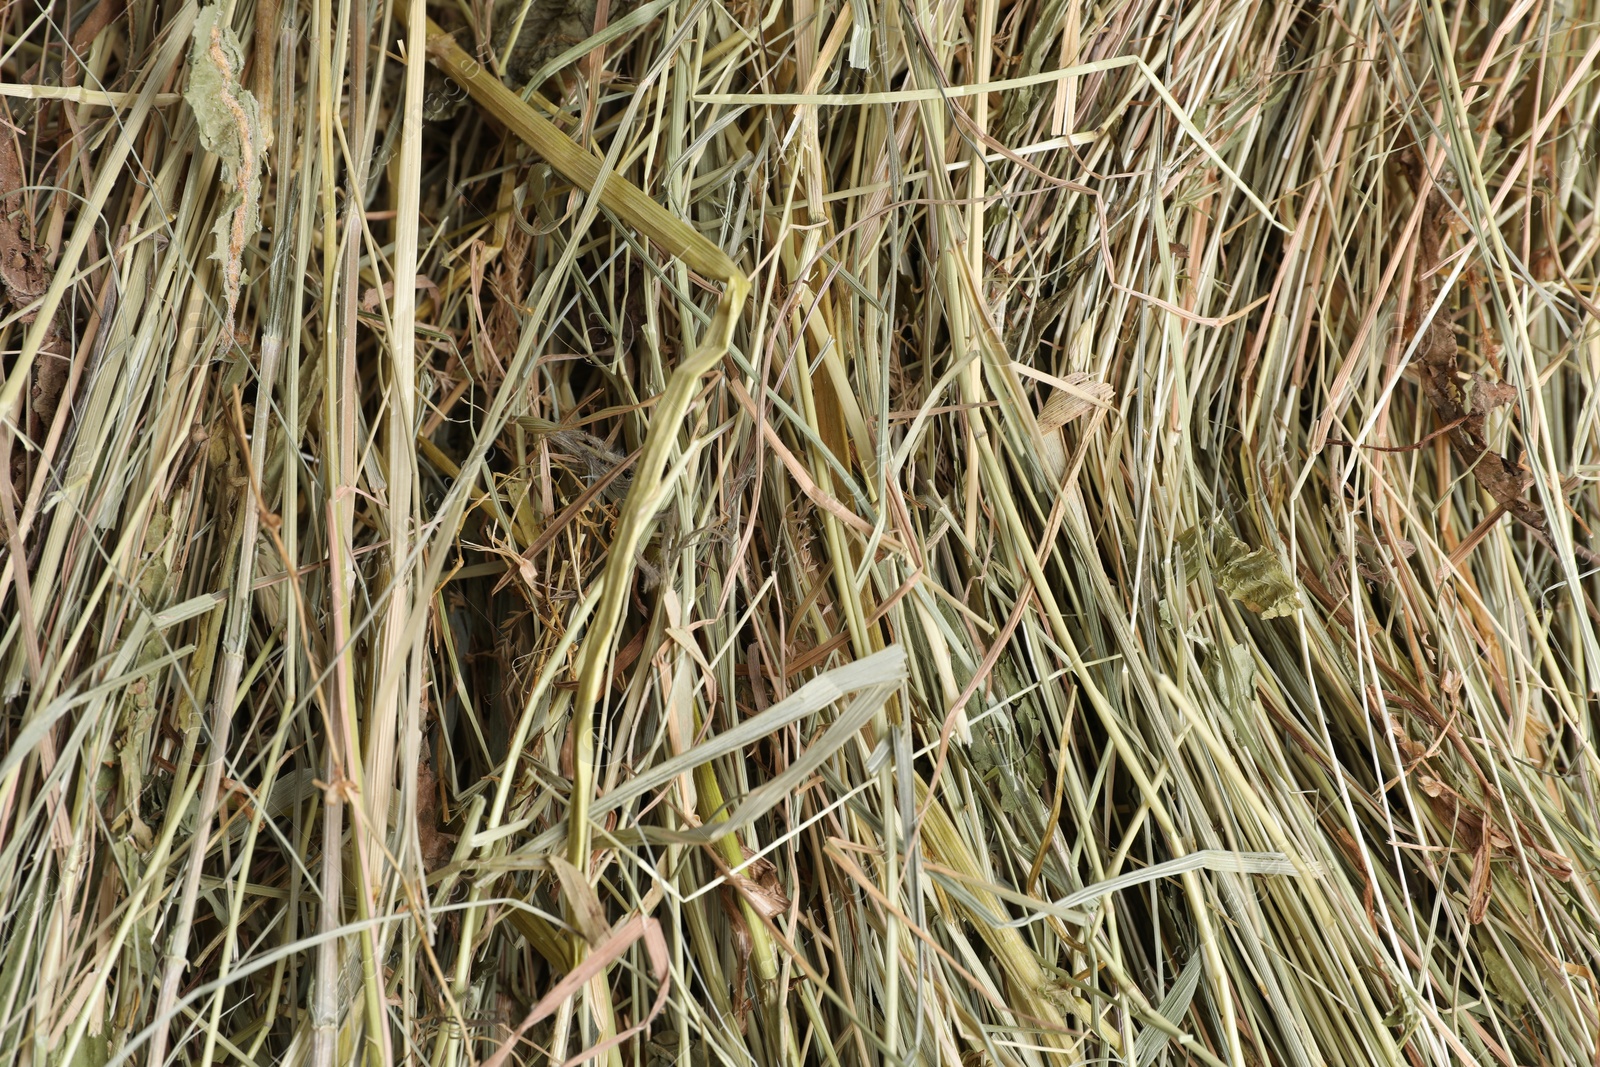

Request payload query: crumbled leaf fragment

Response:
[185,6,266,333]
[1481,950,1527,1011]
[1215,545,1301,618]
[1177,525,1207,575]
[1205,640,1257,709]
[1181,522,1301,618]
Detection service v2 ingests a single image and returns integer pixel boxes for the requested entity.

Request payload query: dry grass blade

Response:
[2,0,1600,1064]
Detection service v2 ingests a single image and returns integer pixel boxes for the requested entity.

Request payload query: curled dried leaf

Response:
[1466,838,1492,924]
[728,852,791,921]
[1215,545,1302,619]
[1179,523,1301,618]
[1038,373,1115,432]
[1471,378,1518,413]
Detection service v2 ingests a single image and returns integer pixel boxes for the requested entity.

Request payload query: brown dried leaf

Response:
[415,748,456,873]
[482,914,670,1067]
[728,851,791,920]
[1467,837,1491,924]
[0,137,51,312]
[1531,842,1574,881]
[550,855,610,946]
[1409,295,1600,562]
[1471,379,1518,413]
[361,275,441,313]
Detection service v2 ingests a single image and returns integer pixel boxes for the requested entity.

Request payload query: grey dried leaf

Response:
[185,6,266,331]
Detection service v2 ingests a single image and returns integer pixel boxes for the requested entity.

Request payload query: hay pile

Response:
[2,0,1599,1062]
